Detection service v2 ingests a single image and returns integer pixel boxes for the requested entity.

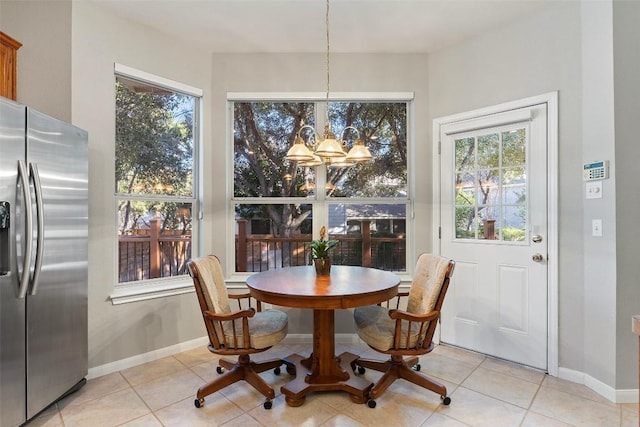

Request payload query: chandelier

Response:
[285,0,373,167]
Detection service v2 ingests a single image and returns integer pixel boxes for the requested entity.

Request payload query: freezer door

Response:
[0,98,27,426]
[26,109,88,419]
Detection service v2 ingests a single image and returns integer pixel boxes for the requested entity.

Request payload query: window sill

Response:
[110,271,411,305]
[110,277,194,305]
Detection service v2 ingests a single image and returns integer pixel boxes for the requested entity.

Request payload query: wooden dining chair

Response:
[353,253,455,408]
[187,255,289,409]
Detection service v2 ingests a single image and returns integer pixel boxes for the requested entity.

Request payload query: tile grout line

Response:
[516,377,546,427]
[118,367,158,425]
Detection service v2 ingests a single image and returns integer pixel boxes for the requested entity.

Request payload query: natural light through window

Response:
[113,66,201,296]
[231,95,411,274]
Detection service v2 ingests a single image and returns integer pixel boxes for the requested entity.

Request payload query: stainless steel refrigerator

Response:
[0,97,88,426]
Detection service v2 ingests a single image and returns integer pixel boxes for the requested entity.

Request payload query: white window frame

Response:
[110,63,203,304]
[226,92,415,282]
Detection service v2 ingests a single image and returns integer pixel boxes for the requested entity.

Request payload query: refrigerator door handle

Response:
[17,160,33,299]
[29,163,44,296]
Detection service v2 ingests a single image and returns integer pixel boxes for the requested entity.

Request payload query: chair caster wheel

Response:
[194,398,204,408]
[356,365,366,375]
[274,367,281,375]
[216,366,224,374]
[441,396,451,405]
[263,400,273,409]
[412,363,421,371]
[367,399,377,408]
[286,365,296,375]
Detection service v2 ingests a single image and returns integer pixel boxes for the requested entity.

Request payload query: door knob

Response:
[532,253,545,262]
[532,234,543,243]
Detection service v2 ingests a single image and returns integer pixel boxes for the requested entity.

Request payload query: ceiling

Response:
[89,0,556,54]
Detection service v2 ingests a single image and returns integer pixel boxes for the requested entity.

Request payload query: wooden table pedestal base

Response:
[246,266,399,407]
[281,352,373,407]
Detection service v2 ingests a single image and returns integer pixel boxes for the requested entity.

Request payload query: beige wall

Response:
[428,0,639,392]
[71,2,212,368]
[428,0,591,377]
[613,0,640,391]
[1,0,72,121]
[581,0,618,389]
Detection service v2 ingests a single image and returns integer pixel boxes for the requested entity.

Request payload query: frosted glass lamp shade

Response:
[285,137,315,162]
[346,139,373,162]
[315,137,346,159]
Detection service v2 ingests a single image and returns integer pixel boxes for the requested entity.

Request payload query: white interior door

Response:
[438,103,548,370]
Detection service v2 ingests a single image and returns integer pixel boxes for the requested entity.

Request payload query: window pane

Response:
[456,172,475,205]
[235,203,313,272]
[502,167,526,204]
[502,128,526,167]
[455,137,475,172]
[502,205,527,241]
[478,169,500,205]
[233,102,315,198]
[115,74,198,285]
[115,77,194,197]
[453,126,528,243]
[326,102,407,198]
[117,200,192,283]
[478,206,500,240]
[477,133,499,168]
[455,206,476,238]
[328,203,407,272]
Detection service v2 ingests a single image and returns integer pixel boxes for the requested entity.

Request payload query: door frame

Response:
[432,92,558,376]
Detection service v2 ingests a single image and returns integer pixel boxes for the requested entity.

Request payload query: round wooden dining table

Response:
[246,265,400,406]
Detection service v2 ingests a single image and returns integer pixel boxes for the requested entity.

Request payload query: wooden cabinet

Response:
[0,31,22,101]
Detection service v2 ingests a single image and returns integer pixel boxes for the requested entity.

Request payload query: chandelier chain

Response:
[325,0,330,114]
[284,0,372,166]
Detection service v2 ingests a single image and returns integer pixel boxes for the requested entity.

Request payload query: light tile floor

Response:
[27,342,638,427]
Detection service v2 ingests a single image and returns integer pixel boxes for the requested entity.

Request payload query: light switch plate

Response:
[592,219,603,237]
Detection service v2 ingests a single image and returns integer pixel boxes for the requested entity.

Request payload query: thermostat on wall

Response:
[583,161,609,181]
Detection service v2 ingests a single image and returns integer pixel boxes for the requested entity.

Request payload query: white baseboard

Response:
[557,367,638,403]
[557,367,585,384]
[87,334,360,380]
[87,335,639,405]
[87,336,209,380]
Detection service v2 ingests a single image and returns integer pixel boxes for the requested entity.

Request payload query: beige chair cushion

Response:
[354,304,422,351]
[193,255,231,315]
[355,253,450,352]
[222,309,288,350]
[406,253,450,314]
[191,255,288,350]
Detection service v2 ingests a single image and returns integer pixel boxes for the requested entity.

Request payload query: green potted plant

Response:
[310,226,338,276]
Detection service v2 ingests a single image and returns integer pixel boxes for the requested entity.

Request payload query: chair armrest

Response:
[388,309,441,350]
[203,307,257,350]
[228,292,263,312]
[388,309,439,323]
[203,307,256,322]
